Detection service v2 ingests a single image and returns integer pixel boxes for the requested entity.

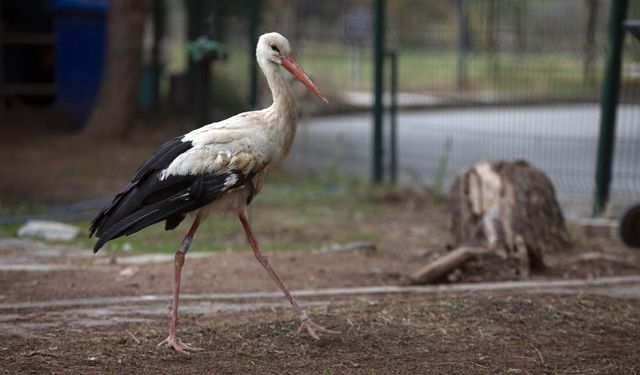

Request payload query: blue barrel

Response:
[51,0,108,128]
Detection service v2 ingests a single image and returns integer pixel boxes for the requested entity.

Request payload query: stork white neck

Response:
[251,32,326,161]
[259,57,297,122]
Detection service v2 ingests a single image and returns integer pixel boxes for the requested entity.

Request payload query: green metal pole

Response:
[187,0,206,126]
[388,51,398,184]
[594,0,628,216]
[456,0,468,90]
[249,0,261,109]
[151,0,164,109]
[0,0,5,123]
[372,0,385,184]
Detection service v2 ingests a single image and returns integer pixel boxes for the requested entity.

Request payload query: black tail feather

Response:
[91,169,247,253]
[92,194,194,253]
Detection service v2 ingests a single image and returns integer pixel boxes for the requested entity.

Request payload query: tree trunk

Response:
[450,160,569,274]
[83,0,149,139]
[410,160,570,285]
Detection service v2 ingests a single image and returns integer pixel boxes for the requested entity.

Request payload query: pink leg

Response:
[158,217,204,354]
[238,211,339,339]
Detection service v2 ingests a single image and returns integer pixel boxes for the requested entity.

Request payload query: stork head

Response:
[257,32,328,103]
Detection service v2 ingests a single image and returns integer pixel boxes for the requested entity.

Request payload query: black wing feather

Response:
[164,214,186,231]
[89,137,193,238]
[92,171,246,252]
[131,137,194,182]
[89,137,248,253]
[93,188,195,252]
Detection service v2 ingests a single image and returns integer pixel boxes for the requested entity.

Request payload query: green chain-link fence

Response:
[210,0,640,218]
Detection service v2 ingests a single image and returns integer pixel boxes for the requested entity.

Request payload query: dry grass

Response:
[3,293,639,374]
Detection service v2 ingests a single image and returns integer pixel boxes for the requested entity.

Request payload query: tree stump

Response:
[411,160,569,284]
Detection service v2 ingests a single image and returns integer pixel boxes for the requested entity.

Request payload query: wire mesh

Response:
[215,0,640,218]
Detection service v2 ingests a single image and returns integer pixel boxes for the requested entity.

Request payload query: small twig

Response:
[569,252,635,266]
[194,318,207,327]
[26,351,59,358]
[126,330,140,344]
[530,344,544,365]
[512,355,540,364]
[346,318,354,327]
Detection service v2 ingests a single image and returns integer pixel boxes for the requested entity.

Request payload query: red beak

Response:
[281,55,329,104]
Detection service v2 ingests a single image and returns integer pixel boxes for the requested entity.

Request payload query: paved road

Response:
[286,104,640,218]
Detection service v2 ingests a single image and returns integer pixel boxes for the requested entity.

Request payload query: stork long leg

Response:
[238,211,339,339]
[158,217,204,354]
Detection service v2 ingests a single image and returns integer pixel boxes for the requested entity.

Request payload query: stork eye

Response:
[271,45,280,53]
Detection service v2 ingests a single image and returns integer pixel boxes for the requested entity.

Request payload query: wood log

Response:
[409,246,492,284]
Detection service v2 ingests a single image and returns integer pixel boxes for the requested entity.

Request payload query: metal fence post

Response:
[372,0,385,184]
[387,51,398,184]
[150,0,164,109]
[456,0,469,90]
[187,0,207,126]
[249,0,261,109]
[0,0,4,123]
[593,0,629,216]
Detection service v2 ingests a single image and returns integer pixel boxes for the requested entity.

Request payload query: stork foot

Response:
[157,335,204,354]
[297,318,340,340]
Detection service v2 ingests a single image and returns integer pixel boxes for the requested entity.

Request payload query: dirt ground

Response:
[2,292,640,374]
[1,239,640,374]
[2,127,640,373]
[1,238,640,304]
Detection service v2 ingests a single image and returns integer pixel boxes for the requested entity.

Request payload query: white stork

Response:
[90,32,338,353]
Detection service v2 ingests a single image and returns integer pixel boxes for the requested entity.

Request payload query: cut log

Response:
[409,246,492,284]
[411,160,570,284]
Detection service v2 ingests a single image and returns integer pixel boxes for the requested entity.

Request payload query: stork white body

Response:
[160,34,300,218]
[90,32,337,353]
[161,102,296,218]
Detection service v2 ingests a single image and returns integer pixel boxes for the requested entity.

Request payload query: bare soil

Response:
[1,239,640,304]
[3,293,640,374]
[2,128,640,373]
[1,240,640,374]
